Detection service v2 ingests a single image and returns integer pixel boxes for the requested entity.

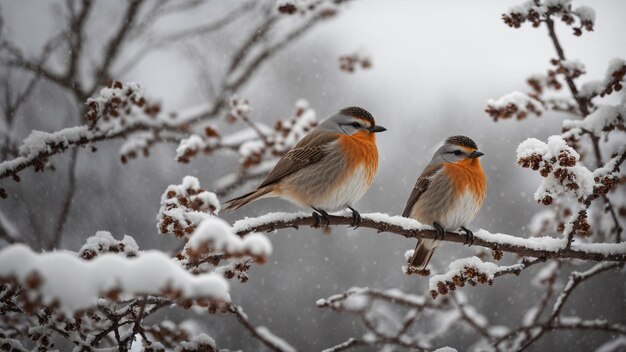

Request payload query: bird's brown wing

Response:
[257,130,339,189]
[402,163,443,217]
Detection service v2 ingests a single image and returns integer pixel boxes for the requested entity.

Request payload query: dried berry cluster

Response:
[239,101,317,170]
[217,259,253,283]
[84,80,160,130]
[339,52,372,73]
[485,94,543,121]
[527,73,562,95]
[78,232,139,260]
[594,63,626,98]
[175,127,221,164]
[120,132,158,164]
[502,1,594,36]
[224,96,251,124]
[518,149,580,205]
[552,58,585,79]
[158,180,219,238]
[430,266,494,299]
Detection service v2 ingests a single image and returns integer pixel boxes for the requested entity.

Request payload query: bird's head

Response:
[433,135,484,165]
[318,106,386,136]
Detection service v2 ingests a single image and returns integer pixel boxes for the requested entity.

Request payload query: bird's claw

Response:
[312,207,330,227]
[433,221,445,241]
[312,211,322,228]
[348,206,362,228]
[461,226,474,246]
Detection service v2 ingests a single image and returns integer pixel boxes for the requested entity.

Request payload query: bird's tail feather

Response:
[410,239,438,270]
[222,187,273,212]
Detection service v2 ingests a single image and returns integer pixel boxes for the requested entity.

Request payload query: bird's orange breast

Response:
[443,158,487,201]
[338,131,379,184]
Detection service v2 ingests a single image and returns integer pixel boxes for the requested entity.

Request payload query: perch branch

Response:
[232,213,626,262]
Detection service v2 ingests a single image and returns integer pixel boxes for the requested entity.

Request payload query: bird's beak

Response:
[469,150,485,159]
[370,125,387,133]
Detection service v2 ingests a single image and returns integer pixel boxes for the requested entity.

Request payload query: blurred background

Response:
[1,0,625,350]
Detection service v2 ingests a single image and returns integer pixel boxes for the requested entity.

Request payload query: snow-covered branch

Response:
[232,212,626,262]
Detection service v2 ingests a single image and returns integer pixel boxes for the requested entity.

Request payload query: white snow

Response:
[574,5,595,22]
[232,211,431,234]
[18,126,92,156]
[342,293,369,312]
[433,347,458,352]
[560,59,585,74]
[487,91,544,114]
[157,176,220,236]
[0,244,230,314]
[174,333,216,352]
[78,231,139,259]
[186,217,272,258]
[517,136,595,202]
[563,105,620,135]
[580,58,626,98]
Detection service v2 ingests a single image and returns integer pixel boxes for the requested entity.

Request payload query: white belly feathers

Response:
[439,189,483,230]
[314,165,372,211]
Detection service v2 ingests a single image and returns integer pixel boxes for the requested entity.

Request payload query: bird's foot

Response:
[460,226,474,246]
[433,221,445,241]
[347,206,362,228]
[312,207,330,227]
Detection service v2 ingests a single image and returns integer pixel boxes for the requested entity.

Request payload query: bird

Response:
[223,106,386,227]
[402,135,486,272]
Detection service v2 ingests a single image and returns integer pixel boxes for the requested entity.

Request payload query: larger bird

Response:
[223,107,386,226]
[403,136,486,271]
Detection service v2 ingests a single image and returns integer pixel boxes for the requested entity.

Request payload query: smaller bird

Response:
[223,107,386,226]
[403,136,486,271]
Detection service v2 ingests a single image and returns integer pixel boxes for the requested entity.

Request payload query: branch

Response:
[47,148,78,250]
[232,212,626,262]
[517,262,623,351]
[229,304,295,352]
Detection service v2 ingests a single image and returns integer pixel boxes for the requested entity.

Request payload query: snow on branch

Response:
[157,176,220,238]
[232,212,626,262]
[0,244,230,314]
[485,91,544,121]
[503,0,595,36]
[428,256,511,299]
[78,231,139,260]
[579,58,626,99]
[230,304,296,352]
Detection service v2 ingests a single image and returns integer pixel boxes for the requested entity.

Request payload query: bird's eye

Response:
[453,150,462,156]
[351,122,361,128]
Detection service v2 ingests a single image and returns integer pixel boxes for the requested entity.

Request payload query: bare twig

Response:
[47,148,78,250]
[229,304,295,352]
